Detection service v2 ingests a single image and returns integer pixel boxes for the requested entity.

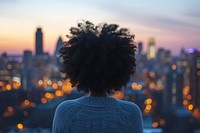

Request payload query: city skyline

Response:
[0,0,200,55]
[0,12,200,131]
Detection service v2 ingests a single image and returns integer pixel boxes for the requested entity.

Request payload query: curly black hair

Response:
[60,20,136,93]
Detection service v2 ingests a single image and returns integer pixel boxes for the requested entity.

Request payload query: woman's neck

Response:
[89,91,107,97]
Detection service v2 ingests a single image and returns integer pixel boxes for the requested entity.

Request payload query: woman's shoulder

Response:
[56,98,80,110]
[116,99,141,113]
[53,98,82,122]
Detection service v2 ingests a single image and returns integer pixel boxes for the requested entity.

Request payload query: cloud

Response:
[184,11,200,19]
[89,1,200,35]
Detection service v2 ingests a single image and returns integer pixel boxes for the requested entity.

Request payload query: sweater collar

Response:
[77,96,118,107]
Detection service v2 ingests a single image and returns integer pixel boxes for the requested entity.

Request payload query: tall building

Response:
[157,48,165,61]
[137,42,143,56]
[22,50,33,90]
[163,65,184,109]
[54,36,63,57]
[147,38,156,59]
[35,28,43,56]
[189,49,200,109]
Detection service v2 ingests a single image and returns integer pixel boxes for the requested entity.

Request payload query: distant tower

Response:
[147,38,156,59]
[35,28,43,56]
[54,37,63,57]
[157,48,165,60]
[180,48,186,59]
[137,42,143,56]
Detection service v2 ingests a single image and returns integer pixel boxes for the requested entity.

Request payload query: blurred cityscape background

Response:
[0,0,200,133]
[0,27,200,133]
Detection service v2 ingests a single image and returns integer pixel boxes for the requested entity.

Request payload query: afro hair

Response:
[60,20,136,93]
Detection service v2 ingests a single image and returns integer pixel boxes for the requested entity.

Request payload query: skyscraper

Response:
[163,65,184,109]
[137,42,143,56]
[22,50,33,90]
[189,49,200,109]
[35,28,43,56]
[147,38,156,59]
[54,36,63,57]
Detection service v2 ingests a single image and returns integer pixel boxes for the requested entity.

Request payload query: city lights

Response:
[13,77,21,82]
[171,64,177,70]
[145,98,152,105]
[0,1,199,132]
[112,91,124,100]
[152,122,159,128]
[144,98,153,114]
[38,80,43,86]
[57,81,63,86]
[188,104,194,111]
[41,98,47,103]
[47,80,52,86]
[183,86,190,95]
[187,95,192,100]
[6,84,11,91]
[62,80,73,94]
[0,81,3,86]
[146,105,152,110]
[0,25,199,133]
[24,99,30,106]
[52,83,58,89]
[131,82,143,91]
[7,106,14,113]
[149,82,156,89]
[183,100,188,106]
[17,123,24,130]
[45,92,54,99]
[55,90,64,97]
[149,71,155,78]
[159,119,165,126]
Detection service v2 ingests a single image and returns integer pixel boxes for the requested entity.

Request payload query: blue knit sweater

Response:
[52,96,143,133]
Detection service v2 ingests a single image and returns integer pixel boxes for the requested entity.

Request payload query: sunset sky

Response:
[0,0,200,55]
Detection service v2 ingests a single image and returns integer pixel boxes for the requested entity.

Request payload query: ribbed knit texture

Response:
[52,96,143,133]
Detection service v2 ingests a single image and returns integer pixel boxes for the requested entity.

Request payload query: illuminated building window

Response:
[147,38,156,59]
[172,88,176,94]
[172,97,176,104]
